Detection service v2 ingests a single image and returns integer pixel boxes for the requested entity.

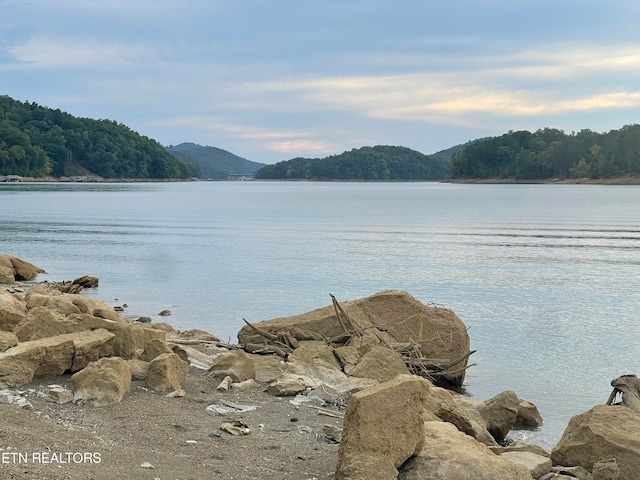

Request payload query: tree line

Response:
[255,145,450,180]
[451,125,640,180]
[0,95,199,179]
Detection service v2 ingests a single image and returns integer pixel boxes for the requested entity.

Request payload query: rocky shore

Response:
[2,254,639,480]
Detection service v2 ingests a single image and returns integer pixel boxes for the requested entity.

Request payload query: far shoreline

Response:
[3,175,640,185]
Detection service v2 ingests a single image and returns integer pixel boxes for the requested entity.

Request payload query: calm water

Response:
[2,181,639,447]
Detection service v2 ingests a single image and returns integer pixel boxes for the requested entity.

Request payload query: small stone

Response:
[166,388,186,398]
[13,397,33,409]
[216,376,233,391]
[0,390,15,404]
[220,420,250,436]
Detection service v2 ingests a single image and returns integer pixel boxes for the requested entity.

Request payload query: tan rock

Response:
[206,349,255,382]
[490,440,551,458]
[33,337,75,376]
[333,345,360,374]
[267,375,310,396]
[14,309,144,360]
[336,374,430,480]
[252,354,285,383]
[0,306,25,332]
[422,385,497,446]
[0,255,42,283]
[178,328,220,342]
[0,331,18,352]
[139,338,173,362]
[436,391,498,447]
[70,314,145,359]
[476,390,520,443]
[0,266,13,284]
[398,421,533,480]
[146,353,189,392]
[65,329,116,371]
[551,405,640,480]
[500,451,552,479]
[516,399,544,428]
[72,357,132,406]
[13,306,79,341]
[0,289,26,332]
[169,344,189,364]
[0,329,116,387]
[126,359,149,380]
[287,341,342,371]
[25,292,120,321]
[592,458,620,480]
[238,290,471,387]
[348,346,410,383]
[0,341,46,388]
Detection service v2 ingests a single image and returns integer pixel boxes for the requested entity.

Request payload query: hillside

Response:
[165,143,264,179]
[255,145,451,180]
[451,125,640,180]
[0,95,199,179]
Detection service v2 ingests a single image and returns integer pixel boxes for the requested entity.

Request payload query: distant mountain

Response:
[432,138,490,160]
[0,95,199,179]
[165,143,265,179]
[255,145,450,180]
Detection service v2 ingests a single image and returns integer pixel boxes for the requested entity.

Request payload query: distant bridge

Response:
[227,174,254,181]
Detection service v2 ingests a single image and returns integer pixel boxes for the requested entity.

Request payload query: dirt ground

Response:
[0,367,342,480]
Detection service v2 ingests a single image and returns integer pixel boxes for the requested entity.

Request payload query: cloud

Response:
[5,36,159,69]
[154,115,339,156]
[230,42,640,127]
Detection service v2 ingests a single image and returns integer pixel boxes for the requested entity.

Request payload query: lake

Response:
[2,180,639,447]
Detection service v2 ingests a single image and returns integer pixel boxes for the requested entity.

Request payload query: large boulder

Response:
[13,306,79,341]
[0,289,26,332]
[425,386,497,447]
[146,353,189,392]
[63,329,116,371]
[499,451,552,479]
[72,357,132,406]
[207,349,255,382]
[0,331,18,352]
[25,291,120,321]
[0,341,47,388]
[551,405,640,480]
[0,306,25,332]
[335,374,430,480]
[348,346,410,383]
[69,314,146,359]
[399,421,533,480]
[238,290,471,387]
[476,390,521,443]
[0,255,42,283]
[13,309,145,360]
[0,330,116,387]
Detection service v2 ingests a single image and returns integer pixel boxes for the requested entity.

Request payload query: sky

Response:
[2,1,640,164]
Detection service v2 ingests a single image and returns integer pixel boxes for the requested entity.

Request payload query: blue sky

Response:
[2,1,640,163]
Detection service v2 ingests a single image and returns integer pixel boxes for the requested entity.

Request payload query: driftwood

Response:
[240,294,475,385]
[606,374,640,414]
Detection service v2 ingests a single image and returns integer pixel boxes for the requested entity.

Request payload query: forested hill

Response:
[166,143,264,179]
[451,125,640,180]
[255,145,451,180]
[0,95,198,179]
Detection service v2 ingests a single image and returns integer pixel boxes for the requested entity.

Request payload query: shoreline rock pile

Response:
[2,254,639,480]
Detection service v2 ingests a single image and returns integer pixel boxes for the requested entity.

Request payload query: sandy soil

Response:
[1,367,342,480]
